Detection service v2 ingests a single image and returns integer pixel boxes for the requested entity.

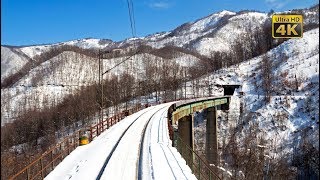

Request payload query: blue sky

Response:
[1,0,318,46]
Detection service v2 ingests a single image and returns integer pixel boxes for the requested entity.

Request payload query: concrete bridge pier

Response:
[178,115,194,150]
[177,114,195,167]
[206,107,218,165]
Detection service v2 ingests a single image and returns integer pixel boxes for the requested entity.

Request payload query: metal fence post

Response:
[40,158,44,179]
[67,139,70,155]
[198,158,201,180]
[60,143,63,160]
[51,151,54,170]
[27,168,30,180]
[90,127,93,142]
[96,125,99,136]
[74,135,76,150]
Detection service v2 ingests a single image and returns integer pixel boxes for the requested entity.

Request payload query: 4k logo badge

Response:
[272,14,303,38]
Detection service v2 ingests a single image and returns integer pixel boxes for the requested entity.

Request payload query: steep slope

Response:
[143,10,237,50]
[189,27,319,177]
[1,5,318,126]
[61,38,114,49]
[1,47,30,83]
[17,38,114,59]
[193,12,268,56]
[1,51,97,125]
[15,51,98,87]
[20,45,53,59]
[1,5,319,179]
[0,49,201,125]
[2,5,318,76]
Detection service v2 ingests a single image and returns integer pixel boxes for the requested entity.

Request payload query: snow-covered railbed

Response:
[140,105,197,180]
[45,106,155,180]
[99,103,169,179]
[45,102,196,180]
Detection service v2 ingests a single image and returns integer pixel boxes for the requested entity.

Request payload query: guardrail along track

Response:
[175,135,222,180]
[9,105,143,180]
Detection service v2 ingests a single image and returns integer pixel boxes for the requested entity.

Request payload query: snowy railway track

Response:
[98,103,172,179]
[138,106,168,180]
[96,106,158,180]
[157,110,189,179]
[139,105,195,180]
[46,103,196,180]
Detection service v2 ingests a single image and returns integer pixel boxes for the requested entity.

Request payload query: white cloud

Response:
[149,1,172,9]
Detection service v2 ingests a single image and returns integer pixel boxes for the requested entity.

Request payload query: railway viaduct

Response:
[168,96,230,165]
[168,84,240,165]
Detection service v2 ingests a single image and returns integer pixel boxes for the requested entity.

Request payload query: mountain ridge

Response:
[1,4,319,124]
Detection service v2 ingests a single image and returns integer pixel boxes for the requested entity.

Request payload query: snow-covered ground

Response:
[2,5,318,125]
[45,103,196,180]
[0,50,200,125]
[192,28,319,170]
[1,46,29,82]
[140,103,196,180]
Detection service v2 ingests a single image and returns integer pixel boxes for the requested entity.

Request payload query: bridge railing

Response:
[88,105,141,141]
[9,98,215,179]
[8,104,143,180]
[8,129,82,180]
[174,134,222,180]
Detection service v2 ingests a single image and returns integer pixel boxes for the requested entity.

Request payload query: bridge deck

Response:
[172,96,230,125]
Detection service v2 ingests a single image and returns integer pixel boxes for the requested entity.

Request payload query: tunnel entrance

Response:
[216,84,241,96]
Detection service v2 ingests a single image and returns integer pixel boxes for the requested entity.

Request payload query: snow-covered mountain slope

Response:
[188,10,236,34]
[143,10,237,50]
[61,38,114,49]
[0,50,200,124]
[18,38,114,58]
[1,51,98,124]
[190,28,319,161]
[15,51,98,87]
[178,28,318,178]
[2,5,318,71]
[20,45,53,59]
[194,12,268,55]
[1,5,318,125]
[242,28,319,148]
[1,46,30,82]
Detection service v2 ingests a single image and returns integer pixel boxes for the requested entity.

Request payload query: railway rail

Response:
[137,106,168,180]
[96,106,158,179]
[138,104,194,180]
[97,103,172,179]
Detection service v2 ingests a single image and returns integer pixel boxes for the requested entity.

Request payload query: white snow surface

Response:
[20,45,53,58]
[62,38,113,49]
[210,28,319,155]
[18,38,113,59]
[1,46,29,82]
[189,10,235,33]
[1,49,201,124]
[194,12,269,56]
[45,103,196,180]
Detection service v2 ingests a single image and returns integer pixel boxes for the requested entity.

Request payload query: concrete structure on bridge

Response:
[169,97,230,165]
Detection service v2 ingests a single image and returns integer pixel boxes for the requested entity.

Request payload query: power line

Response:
[101,0,138,76]
[98,0,139,122]
[126,0,136,38]
[102,52,138,75]
[129,0,136,37]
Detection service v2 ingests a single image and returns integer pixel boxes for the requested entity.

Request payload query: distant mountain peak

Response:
[217,10,236,15]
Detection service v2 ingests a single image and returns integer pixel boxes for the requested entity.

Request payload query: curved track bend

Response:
[45,103,196,180]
